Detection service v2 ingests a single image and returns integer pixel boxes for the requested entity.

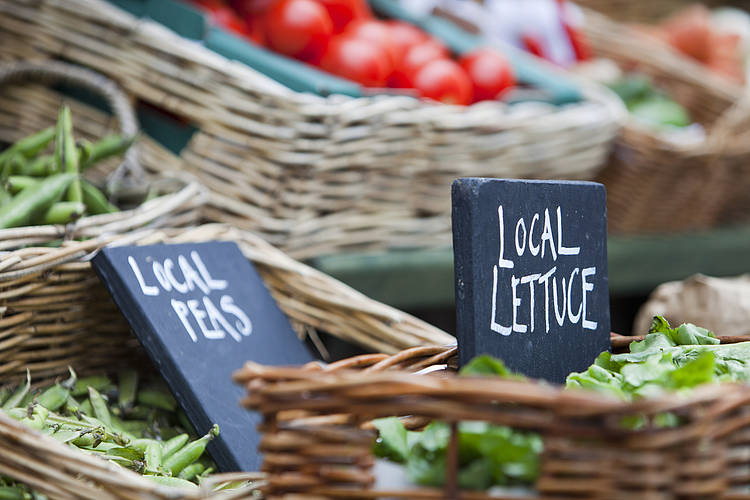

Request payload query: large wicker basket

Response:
[0,223,455,499]
[0,0,624,259]
[583,10,750,234]
[236,341,750,499]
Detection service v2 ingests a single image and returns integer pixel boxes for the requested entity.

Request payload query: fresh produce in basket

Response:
[0,104,131,229]
[606,74,692,129]
[632,4,749,84]
[373,316,750,492]
[0,368,232,495]
[189,0,516,104]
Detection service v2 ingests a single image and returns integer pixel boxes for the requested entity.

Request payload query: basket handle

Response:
[707,88,750,150]
[0,60,144,189]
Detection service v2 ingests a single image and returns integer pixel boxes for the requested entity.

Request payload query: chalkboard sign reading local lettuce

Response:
[92,241,315,472]
[452,178,610,383]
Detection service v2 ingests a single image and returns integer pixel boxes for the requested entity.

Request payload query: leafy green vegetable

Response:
[373,360,541,491]
[459,355,514,377]
[567,316,750,402]
[372,417,409,463]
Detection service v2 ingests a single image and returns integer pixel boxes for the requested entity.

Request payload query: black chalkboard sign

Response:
[452,178,610,383]
[92,241,315,472]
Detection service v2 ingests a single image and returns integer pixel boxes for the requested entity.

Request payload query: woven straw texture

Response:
[236,342,750,500]
[0,0,624,259]
[0,60,207,249]
[584,10,750,234]
[0,224,454,499]
[575,0,738,23]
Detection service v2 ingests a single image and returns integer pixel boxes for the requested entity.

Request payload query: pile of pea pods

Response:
[0,368,222,498]
[0,104,133,229]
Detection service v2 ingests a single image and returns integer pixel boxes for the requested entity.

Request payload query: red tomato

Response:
[344,20,400,67]
[388,40,449,88]
[264,0,333,62]
[245,14,266,44]
[320,35,392,87]
[412,59,472,105]
[209,5,249,36]
[458,48,515,102]
[316,0,372,33]
[387,20,428,54]
[229,0,273,17]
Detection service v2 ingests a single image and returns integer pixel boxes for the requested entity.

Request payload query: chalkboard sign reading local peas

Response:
[92,241,315,472]
[452,178,610,383]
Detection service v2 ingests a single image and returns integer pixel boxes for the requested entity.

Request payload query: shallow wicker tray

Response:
[236,341,750,499]
[0,0,625,259]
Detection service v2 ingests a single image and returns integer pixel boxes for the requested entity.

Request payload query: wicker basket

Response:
[583,10,750,234]
[236,341,750,499]
[0,223,455,499]
[0,0,624,259]
[574,0,739,23]
[0,60,206,248]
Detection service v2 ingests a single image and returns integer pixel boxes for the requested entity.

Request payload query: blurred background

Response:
[2,0,750,356]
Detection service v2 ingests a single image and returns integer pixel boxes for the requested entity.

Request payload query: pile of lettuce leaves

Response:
[372,356,542,491]
[566,316,750,401]
[372,316,750,491]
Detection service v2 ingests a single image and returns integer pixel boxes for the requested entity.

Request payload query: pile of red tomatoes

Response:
[191,0,516,105]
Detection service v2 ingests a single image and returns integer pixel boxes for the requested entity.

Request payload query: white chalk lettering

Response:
[490,265,512,335]
[129,256,159,296]
[582,267,597,330]
[171,299,197,342]
[557,206,580,256]
[220,295,252,336]
[567,268,582,324]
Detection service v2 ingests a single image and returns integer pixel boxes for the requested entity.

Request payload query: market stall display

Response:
[0,0,624,259]
[236,318,750,499]
[0,224,453,499]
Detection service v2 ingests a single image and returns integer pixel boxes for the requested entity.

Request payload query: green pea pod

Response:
[41,201,86,225]
[73,375,113,397]
[79,135,135,170]
[0,173,76,229]
[146,476,198,490]
[0,188,11,206]
[137,389,177,412]
[0,387,9,407]
[50,429,81,444]
[36,383,70,412]
[177,462,204,481]
[20,155,57,177]
[145,441,163,473]
[2,371,30,411]
[81,180,119,215]
[162,433,189,459]
[164,425,219,475]
[5,408,26,420]
[88,387,112,428]
[117,369,138,410]
[19,389,37,408]
[6,154,26,177]
[79,398,93,418]
[20,405,49,430]
[6,176,39,195]
[0,485,26,500]
[54,106,82,203]
[12,127,55,159]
